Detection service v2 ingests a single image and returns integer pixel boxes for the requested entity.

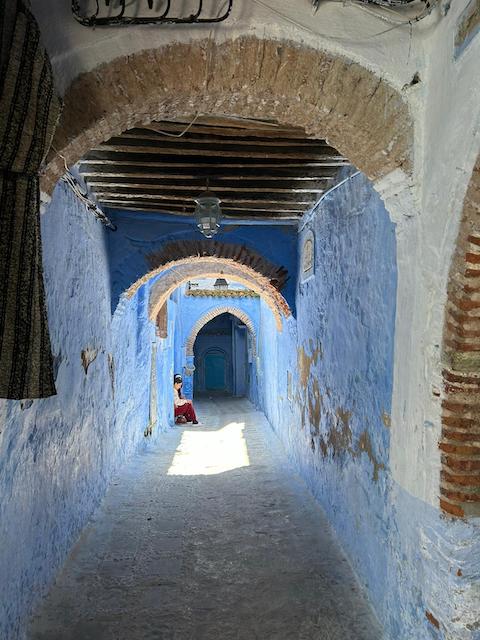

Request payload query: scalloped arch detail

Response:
[186,306,257,357]
[147,258,290,332]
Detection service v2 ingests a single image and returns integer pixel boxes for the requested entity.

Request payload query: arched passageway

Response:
[42,37,413,195]
[2,9,479,640]
[192,312,253,398]
[186,306,257,358]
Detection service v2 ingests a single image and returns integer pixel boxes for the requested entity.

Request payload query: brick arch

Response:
[41,36,413,194]
[186,307,257,357]
[146,258,290,332]
[440,155,480,518]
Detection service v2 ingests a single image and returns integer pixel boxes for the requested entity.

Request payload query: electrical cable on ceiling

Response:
[253,0,438,31]
[147,112,287,138]
[148,113,200,138]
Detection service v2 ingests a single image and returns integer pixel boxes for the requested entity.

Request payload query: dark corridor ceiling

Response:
[79,115,350,220]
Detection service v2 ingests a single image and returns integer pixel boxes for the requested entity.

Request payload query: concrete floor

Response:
[28,399,383,640]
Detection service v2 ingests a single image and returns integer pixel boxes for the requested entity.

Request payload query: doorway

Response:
[193,313,249,398]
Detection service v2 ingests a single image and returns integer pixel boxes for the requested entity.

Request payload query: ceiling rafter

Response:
[79,117,350,220]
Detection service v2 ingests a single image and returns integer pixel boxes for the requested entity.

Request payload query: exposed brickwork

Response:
[185,306,257,357]
[41,37,413,194]
[145,258,290,332]
[148,241,288,291]
[186,289,259,298]
[441,157,480,518]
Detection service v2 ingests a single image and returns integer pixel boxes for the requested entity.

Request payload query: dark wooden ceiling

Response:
[79,115,350,220]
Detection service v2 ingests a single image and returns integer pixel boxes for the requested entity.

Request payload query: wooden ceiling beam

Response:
[80,170,337,182]
[96,196,309,210]
[153,115,304,132]
[142,123,313,140]
[99,201,304,217]
[93,191,315,206]
[88,181,325,194]
[120,132,329,148]
[93,144,344,161]
[79,117,350,222]
[80,158,349,170]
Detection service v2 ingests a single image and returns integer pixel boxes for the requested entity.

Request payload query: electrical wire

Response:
[53,151,117,230]
[253,0,438,32]
[147,113,201,137]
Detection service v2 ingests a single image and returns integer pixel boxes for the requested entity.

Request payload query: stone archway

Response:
[186,306,257,357]
[146,258,289,333]
[41,37,413,195]
[440,155,480,518]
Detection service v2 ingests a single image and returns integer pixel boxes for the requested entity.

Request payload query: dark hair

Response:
[174,374,183,399]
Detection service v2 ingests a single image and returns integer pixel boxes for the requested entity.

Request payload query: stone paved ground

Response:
[28,398,383,640]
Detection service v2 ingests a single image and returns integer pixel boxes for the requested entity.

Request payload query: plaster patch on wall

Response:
[328,409,353,458]
[308,378,322,434]
[426,610,441,630]
[455,0,480,58]
[297,344,321,388]
[356,430,385,482]
[81,347,98,374]
[315,408,385,482]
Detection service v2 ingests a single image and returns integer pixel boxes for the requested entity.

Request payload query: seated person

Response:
[173,374,199,425]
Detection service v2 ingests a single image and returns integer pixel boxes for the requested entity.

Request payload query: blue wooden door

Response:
[205,352,226,390]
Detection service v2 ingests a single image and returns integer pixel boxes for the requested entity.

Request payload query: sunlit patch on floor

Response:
[167,422,250,476]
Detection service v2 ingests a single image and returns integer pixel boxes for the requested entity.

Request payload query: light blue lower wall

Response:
[0,182,163,640]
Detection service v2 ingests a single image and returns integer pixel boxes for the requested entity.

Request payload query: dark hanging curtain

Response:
[0,1,61,399]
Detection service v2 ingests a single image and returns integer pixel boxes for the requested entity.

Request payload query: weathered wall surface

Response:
[257,173,480,638]
[31,0,480,515]
[0,181,164,639]
[257,172,397,626]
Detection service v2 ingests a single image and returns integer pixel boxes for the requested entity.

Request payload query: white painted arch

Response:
[186,306,257,357]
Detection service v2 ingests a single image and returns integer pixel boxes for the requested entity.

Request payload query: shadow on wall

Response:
[257,171,404,636]
[0,179,169,640]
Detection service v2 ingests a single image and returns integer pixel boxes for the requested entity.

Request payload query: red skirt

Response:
[174,401,197,423]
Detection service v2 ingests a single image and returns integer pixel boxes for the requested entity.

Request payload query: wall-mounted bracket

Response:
[72,0,233,27]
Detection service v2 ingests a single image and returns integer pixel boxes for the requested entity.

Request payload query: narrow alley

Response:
[28,399,381,640]
[1,2,480,639]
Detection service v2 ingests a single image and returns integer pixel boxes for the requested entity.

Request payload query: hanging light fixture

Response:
[194,183,222,239]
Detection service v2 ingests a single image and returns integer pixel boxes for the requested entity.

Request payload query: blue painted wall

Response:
[258,172,402,632]
[105,210,297,314]
[2,174,477,640]
[256,172,480,639]
[170,288,260,403]
[0,181,171,640]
